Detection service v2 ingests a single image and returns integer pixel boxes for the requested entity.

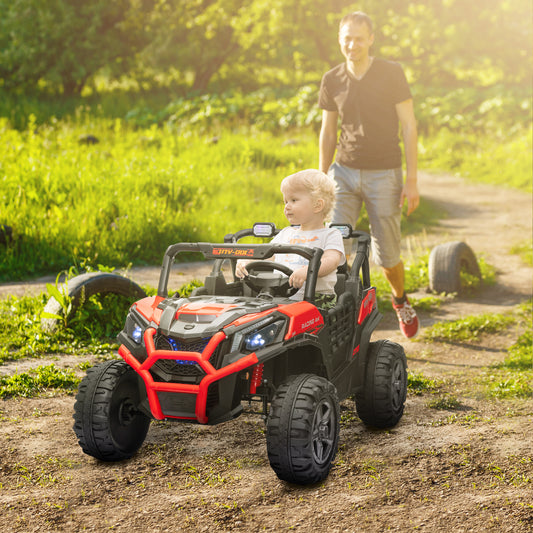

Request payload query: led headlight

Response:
[244,322,282,352]
[131,324,143,344]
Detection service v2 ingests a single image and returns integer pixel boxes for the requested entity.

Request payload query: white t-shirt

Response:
[271,226,346,298]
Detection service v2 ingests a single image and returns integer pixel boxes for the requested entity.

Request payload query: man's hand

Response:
[400,179,419,216]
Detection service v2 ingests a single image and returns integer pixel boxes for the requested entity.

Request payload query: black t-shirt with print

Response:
[319,59,412,170]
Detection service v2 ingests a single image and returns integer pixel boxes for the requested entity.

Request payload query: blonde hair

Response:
[280,169,336,221]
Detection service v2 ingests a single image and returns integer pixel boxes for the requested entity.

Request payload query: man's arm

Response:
[319,109,338,174]
[396,98,419,216]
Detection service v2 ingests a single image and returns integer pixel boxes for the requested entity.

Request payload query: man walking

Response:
[318,11,420,338]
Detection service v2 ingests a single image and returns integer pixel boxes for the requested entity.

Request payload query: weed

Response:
[427,395,462,410]
[429,413,488,427]
[407,371,442,395]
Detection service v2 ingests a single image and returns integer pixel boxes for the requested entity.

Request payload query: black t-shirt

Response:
[319,59,412,169]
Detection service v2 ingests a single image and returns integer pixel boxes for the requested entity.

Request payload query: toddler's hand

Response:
[235,260,249,279]
[289,266,307,289]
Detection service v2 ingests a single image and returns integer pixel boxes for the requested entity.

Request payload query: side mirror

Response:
[253,222,276,238]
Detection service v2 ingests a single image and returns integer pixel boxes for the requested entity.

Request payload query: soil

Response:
[0,171,532,532]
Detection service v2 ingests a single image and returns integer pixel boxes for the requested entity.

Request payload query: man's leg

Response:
[328,163,363,260]
[362,168,419,338]
[381,260,404,299]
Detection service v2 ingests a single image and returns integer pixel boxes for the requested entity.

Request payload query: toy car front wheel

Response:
[73,360,150,461]
[355,340,407,429]
[266,374,340,484]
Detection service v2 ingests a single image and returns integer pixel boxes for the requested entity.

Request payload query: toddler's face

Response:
[282,187,317,226]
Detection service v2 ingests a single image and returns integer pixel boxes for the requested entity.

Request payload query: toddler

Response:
[237,169,345,301]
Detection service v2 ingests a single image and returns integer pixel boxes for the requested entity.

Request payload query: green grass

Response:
[419,128,532,192]
[1,92,528,283]
[0,364,80,399]
[510,240,533,266]
[484,329,532,399]
[407,371,442,395]
[0,118,317,280]
[421,312,515,343]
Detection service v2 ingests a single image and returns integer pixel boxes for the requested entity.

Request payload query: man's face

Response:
[338,21,374,64]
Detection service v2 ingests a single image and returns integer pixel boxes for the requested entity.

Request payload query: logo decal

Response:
[212,247,254,257]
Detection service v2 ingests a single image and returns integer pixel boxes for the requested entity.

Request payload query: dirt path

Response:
[0,171,532,532]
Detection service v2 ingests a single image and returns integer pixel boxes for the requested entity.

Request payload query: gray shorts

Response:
[328,162,403,268]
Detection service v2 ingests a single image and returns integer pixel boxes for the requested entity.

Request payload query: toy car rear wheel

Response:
[355,340,407,429]
[73,360,150,461]
[266,374,340,484]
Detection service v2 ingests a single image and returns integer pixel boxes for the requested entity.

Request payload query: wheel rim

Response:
[391,358,405,411]
[311,399,336,465]
[109,378,148,454]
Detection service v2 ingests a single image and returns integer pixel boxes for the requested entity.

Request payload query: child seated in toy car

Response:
[236,169,345,305]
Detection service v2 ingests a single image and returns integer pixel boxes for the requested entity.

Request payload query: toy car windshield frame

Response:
[157,242,323,302]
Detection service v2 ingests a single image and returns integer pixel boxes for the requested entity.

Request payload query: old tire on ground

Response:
[73,360,150,461]
[266,374,340,485]
[428,241,481,294]
[42,271,146,332]
[355,340,407,429]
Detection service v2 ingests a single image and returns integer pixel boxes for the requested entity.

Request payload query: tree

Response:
[0,0,155,95]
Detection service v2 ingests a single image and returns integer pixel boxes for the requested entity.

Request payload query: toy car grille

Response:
[155,359,205,378]
[152,334,210,383]
[155,334,210,353]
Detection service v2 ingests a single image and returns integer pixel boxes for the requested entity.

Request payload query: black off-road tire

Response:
[42,271,146,332]
[355,340,407,429]
[73,360,150,461]
[428,241,481,294]
[266,374,340,485]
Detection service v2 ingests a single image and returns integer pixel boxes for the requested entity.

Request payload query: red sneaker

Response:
[392,296,420,339]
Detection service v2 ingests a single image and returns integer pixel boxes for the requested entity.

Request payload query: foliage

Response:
[1,0,530,104]
[0,0,154,96]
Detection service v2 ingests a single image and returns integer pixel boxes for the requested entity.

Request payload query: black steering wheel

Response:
[241,261,299,297]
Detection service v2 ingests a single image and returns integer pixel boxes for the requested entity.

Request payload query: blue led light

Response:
[248,334,266,348]
[132,325,143,344]
[167,337,178,350]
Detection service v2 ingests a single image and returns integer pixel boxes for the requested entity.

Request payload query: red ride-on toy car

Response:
[73,223,407,485]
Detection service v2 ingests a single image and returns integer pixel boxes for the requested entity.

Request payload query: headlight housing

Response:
[244,321,283,352]
[131,324,143,344]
